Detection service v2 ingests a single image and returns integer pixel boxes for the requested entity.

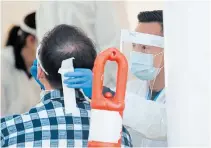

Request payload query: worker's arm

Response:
[123,92,167,140]
[103,87,167,141]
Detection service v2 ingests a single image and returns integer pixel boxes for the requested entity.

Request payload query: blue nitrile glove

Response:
[64,68,92,98]
[30,59,45,90]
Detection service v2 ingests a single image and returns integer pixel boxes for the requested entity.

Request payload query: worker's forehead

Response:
[135,22,162,36]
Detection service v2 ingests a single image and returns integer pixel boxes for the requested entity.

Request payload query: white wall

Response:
[164,1,210,146]
[125,1,163,29]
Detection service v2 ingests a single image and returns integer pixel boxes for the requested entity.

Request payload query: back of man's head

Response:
[39,24,96,89]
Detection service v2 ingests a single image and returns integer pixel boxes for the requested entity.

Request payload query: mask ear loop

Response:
[148,68,162,100]
[148,52,164,100]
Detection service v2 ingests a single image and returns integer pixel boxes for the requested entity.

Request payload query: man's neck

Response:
[43,84,53,91]
[41,79,54,91]
[150,68,165,92]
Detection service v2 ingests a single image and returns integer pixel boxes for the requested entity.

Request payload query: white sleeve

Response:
[94,1,129,88]
[123,92,167,140]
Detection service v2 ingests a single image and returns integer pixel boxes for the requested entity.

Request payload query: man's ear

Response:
[37,66,45,80]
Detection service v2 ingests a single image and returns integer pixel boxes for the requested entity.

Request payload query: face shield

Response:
[120,29,164,81]
[120,30,164,99]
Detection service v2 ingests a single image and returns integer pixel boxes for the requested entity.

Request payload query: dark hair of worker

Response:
[137,10,163,32]
[5,12,36,78]
[39,24,97,89]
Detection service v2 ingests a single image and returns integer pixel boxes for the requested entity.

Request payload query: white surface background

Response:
[164,1,210,146]
[1,1,163,47]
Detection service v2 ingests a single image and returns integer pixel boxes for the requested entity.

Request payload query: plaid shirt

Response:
[1,90,132,147]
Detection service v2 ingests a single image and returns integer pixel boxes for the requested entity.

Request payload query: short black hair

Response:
[39,24,97,89]
[137,10,163,32]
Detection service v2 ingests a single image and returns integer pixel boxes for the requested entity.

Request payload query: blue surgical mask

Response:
[129,51,162,80]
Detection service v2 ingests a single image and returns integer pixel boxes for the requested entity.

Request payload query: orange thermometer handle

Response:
[88,48,128,147]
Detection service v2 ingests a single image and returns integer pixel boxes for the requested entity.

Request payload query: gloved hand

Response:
[30,59,45,90]
[64,68,93,98]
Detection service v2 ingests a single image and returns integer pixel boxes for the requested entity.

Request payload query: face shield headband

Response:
[20,20,36,36]
[120,29,164,52]
[36,45,49,75]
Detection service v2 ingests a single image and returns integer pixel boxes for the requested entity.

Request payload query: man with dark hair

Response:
[122,10,167,147]
[38,25,96,90]
[135,10,165,100]
[1,24,132,147]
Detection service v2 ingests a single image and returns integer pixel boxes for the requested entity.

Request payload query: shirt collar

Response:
[40,89,86,102]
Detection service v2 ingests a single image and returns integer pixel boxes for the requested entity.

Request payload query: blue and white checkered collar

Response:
[40,90,63,102]
[40,89,85,103]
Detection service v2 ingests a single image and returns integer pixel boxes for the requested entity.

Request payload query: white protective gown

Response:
[36,1,129,88]
[1,46,41,116]
[123,80,167,147]
[36,2,167,147]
